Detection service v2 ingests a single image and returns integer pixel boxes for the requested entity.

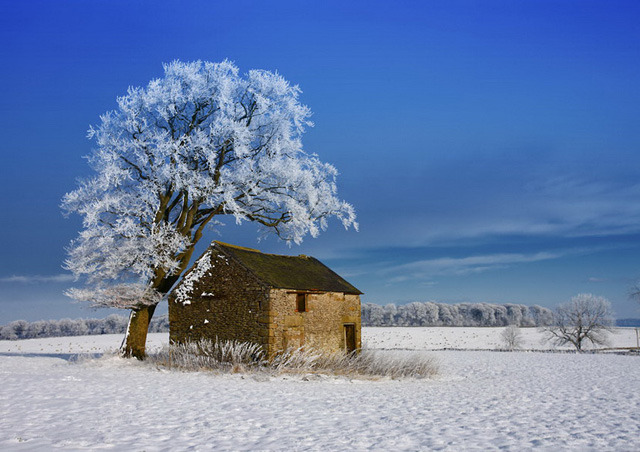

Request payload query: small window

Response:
[296,293,307,312]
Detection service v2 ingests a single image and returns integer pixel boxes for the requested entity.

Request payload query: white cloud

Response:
[0,274,75,284]
[382,251,566,280]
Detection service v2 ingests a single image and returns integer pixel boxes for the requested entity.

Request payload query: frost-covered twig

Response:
[65,284,163,309]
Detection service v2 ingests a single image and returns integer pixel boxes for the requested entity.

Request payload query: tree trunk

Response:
[122,304,157,360]
[120,275,179,360]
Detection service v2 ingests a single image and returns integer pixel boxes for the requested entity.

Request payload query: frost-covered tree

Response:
[0,320,27,340]
[62,60,357,359]
[383,303,398,325]
[629,282,640,312]
[504,304,525,326]
[438,304,457,325]
[501,325,523,350]
[529,304,553,326]
[361,303,385,326]
[544,294,614,351]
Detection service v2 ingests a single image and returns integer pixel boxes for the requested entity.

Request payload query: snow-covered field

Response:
[1,328,639,451]
[364,326,640,351]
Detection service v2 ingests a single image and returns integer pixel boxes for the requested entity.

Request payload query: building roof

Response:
[213,241,363,295]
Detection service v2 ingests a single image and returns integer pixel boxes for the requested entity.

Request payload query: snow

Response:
[1,328,639,451]
[363,326,639,351]
[173,250,212,305]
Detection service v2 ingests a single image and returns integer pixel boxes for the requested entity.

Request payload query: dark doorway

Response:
[344,324,356,353]
[296,293,307,312]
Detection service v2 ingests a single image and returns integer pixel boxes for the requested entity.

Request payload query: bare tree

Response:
[629,283,640,309]
[544,294,614,351]
[501,325,523,350]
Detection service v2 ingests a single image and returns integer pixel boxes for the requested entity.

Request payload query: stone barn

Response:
[168,241,362,356]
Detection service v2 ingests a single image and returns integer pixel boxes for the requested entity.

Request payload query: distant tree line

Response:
[362,302,554,327]
[0,314,169,340]
[0,302,560,340]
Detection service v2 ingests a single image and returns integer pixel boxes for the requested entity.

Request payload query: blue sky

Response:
[2,0,640,322]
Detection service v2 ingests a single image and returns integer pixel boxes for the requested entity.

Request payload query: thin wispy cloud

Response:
[362,172,640,249]
[383,251,566,280]
[0,274,75,284]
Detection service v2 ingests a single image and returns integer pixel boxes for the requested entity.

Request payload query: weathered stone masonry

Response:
[169,242,362,356]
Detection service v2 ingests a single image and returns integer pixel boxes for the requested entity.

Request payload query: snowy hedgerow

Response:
[0,315,170,340]
[361,301,553,327]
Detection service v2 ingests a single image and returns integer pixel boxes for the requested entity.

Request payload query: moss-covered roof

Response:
[214,241,362,294]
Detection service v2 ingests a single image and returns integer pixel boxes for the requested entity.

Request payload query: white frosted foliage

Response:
[65,284,163,310]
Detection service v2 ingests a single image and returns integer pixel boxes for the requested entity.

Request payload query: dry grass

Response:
[151,339,264,373]
[149,339,439,379]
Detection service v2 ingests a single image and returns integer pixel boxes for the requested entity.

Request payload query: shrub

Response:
[501,325,523,350]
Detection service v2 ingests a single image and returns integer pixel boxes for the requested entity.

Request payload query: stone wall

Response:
[168,251,271,348]
[267,289,361,354]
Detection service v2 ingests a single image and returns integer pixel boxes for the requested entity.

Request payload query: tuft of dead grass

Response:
[148,339,438,379]
[151,339,264,373]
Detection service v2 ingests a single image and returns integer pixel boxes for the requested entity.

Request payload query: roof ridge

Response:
[213,241,261,253]
[214,241,313,259]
